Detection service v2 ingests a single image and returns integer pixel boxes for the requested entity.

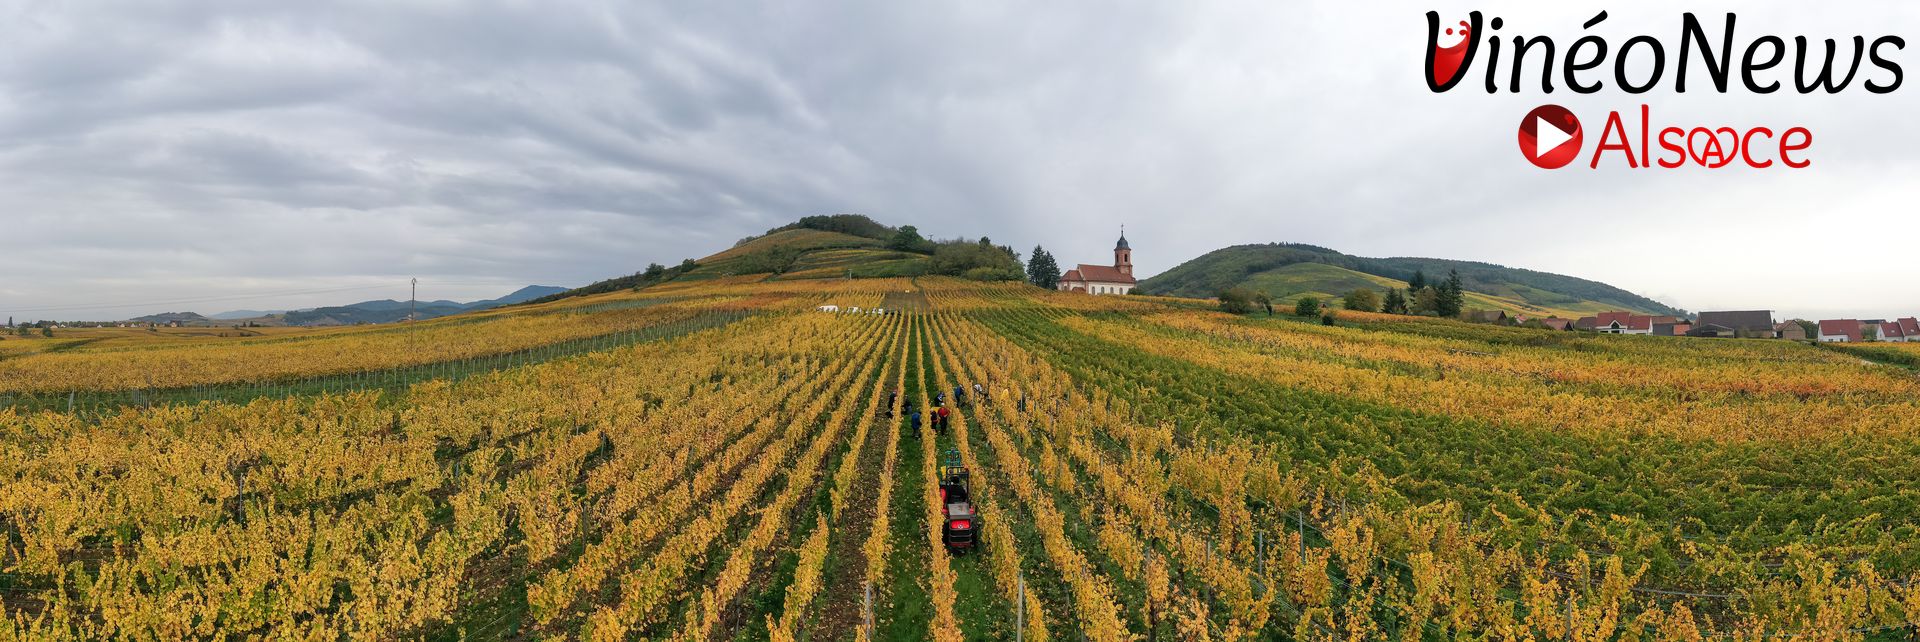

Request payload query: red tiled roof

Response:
[1594,311,1633,327]
[1065,264,1135,284]
[1901,317,1920,336]
[1591,311,1667,330]
[1819,319,1863,341]
[1883,322,1907,339]
[1060,269,1082,282]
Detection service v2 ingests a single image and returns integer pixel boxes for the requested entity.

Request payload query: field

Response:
[3,277,1918,640]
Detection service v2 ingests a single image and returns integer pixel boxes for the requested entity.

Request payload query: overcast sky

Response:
[2,1,1917,321]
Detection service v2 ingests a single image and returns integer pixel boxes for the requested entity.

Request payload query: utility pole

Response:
[409,278,417,322]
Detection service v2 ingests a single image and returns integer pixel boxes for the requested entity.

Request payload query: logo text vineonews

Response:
[1426,10,1906,169]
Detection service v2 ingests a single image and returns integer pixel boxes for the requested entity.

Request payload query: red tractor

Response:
[938,458,978,554]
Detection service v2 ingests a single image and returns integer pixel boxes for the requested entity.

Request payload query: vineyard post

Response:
[233,466,247,526]
[1016,575,1024,642]
[863,581,874,641]
[67,390,74,413]
[1298,513,1306,558]
[1257,531,1266,575]
[1564,594,1573,639]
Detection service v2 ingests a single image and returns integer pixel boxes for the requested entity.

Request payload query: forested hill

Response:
[1139,243,1680,317]
[523,214,1024,306]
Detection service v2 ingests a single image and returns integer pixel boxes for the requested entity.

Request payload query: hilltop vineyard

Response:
[3,277,1919,640]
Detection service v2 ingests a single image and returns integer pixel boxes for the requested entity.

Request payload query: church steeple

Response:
[1114,226,1132,277]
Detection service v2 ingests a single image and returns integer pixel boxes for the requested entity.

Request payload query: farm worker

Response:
[972,383,984,401]
[911,410,922,431]
[953,386,964,405]
[935,391,945,406]
[936,406,951,433]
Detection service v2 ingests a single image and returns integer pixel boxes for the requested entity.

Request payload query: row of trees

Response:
[1216,269,1469,319]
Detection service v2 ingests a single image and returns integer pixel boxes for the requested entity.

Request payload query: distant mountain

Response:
[268,285,567,326]
[1139,243,1680,318]
[283,303,469,326]
[208,309,285,320]
[130,311,211,325]
[465,285,568,310]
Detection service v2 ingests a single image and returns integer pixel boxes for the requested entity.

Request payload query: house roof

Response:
[1065,264,1135,284]
[1657,322,1695,336]
[1819,319,1863,341]
[1537,318,1573,330]
[1884,322,1908,339]
[1115,233,1130,250]
[1901,317,1920,335]
[1594,311,1633,327]
[1695,310,1775,332]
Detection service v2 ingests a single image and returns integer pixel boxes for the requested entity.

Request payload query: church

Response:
[1058,231,1136,295]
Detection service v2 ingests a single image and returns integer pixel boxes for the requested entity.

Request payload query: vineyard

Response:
[3,277,1918,640]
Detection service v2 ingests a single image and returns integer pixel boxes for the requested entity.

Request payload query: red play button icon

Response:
[1518,104,1582,169]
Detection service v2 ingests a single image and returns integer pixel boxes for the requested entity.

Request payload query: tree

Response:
[677,258,699,274]
[1412,288,1440,316]
[887,225,934,253]
[1251,290,1274,315]
[932,239,1022,279]
[1864,324,1881,341]
[1027,246,1061,289]
[1343,289,1382,313]
[1408,270,1429,292]
[641,263,667,281]
[1382,289,1408,315]
[1295,296,1322,317]
[41,326,53,338]
[768,246,802,274]
[1218,288,1254,314]
[1435,269,1465,318]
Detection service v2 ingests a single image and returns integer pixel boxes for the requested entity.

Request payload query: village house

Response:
[1689,310,1776,338]
[1898,318,1920,342]
[1818,319,1864,342]
[1774,322,1808,341]
[1654,322,1692,336]
[1058,231,1136,295]
[1881,321,1910,342]
[1576,312,1681,335]
[1465,310,1509,324]
[1532,317,1575,331]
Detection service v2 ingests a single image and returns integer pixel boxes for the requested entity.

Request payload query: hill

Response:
[274,285,568,326]
[1139,243,1679,317]
[677,228,928,281]
[129,311,212,326]
[526,214,1026,305]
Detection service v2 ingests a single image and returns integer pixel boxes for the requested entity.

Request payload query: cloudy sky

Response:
[2,1,1917,321]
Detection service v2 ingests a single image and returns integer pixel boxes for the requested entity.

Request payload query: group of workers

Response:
[896,383,992,436]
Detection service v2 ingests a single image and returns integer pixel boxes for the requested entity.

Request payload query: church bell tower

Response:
[1114,228,1132,277]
